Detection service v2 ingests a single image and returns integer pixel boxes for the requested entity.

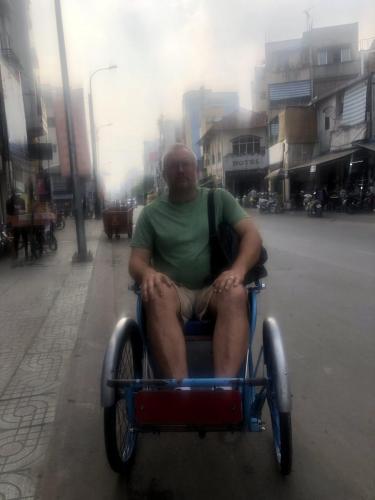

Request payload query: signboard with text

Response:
[224,154,265,172]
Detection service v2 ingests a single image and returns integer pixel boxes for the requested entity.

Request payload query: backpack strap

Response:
[207,189,216,240]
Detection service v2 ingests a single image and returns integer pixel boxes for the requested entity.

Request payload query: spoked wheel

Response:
[263,318,292,475]
[48,233,58,251]
[30,235,42,259]
[103,320,143,474]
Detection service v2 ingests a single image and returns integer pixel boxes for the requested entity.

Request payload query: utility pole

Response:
[54,0,90,262]
[88,89,99,219]
[89,65,116,219]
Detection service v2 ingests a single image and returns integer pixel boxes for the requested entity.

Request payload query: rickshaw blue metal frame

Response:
[101,280,292,474]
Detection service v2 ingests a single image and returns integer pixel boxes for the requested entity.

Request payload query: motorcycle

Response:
[268,192,283,213]
[342,192,361,213]
[257,193,270,213]
[0,224,12,255]
[55,211,66,230]
[303,193,323,217]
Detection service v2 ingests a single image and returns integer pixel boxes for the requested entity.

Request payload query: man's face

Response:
[163,148,197,192]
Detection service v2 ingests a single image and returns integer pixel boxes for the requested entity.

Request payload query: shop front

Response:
[223,154,267,196]
[288,149,356,205]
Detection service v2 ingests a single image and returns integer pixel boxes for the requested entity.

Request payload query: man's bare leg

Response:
[210,286,249,377]
[144,284,188,379]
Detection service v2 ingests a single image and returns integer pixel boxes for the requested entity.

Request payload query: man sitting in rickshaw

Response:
[129,144,262,379]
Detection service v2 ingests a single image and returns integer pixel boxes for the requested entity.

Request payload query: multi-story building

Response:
[287,69,375,198]
[0,0,48,221]
[157,116,182,192]
[183,88,239,174]
[199,109,267,195]
[252,23,361,115]
[143,139,159,188]
[40,85,93,213]
[266,106,317,202]
[253,23,375,206]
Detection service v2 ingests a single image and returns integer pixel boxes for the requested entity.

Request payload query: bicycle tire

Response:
[104,323,143,474]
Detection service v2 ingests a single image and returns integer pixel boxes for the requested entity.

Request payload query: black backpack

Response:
[207,189,268,285]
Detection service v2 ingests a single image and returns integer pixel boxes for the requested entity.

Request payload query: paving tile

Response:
[0,221,101,498]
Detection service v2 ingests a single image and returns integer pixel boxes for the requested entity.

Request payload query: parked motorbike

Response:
[268,193,283,214]
[303,193,323,217]
[341,191,361,213]
[257,193,270,213]
[55,211,66,230]
[0,224,12,255]
[257,192,283,214]
[362,190,375,212]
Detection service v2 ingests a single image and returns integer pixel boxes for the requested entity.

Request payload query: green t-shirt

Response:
[131,188,248,289]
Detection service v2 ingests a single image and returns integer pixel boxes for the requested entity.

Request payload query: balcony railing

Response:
[359,37,375,52]
[0,48,22,70]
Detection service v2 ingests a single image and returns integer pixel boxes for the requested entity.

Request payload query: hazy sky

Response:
[30,0,375,187]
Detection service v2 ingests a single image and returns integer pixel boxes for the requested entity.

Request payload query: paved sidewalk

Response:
[0,220,102,499]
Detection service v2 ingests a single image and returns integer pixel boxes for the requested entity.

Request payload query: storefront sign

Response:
[224,154,265,172]
[233,158,260,167]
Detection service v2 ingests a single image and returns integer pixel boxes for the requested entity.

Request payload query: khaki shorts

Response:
[173,284,214,323]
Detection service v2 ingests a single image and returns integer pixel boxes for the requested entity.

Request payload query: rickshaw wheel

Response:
[49,234,58,251]
[263,318,292,475]
[104,324,143,474]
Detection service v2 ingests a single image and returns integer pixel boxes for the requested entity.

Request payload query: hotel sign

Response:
[224,154,265,172]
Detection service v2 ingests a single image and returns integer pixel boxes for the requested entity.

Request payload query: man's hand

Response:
[141,269,173,302]
[212,268,245,293]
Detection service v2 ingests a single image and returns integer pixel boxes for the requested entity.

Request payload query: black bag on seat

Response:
[207,189,267,285]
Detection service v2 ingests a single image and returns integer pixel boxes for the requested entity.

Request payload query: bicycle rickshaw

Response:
[101,277,293,476]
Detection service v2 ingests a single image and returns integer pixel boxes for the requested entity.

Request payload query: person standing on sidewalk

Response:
[6,191,28,260]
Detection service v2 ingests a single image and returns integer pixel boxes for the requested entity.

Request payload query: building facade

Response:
[253,23,375,206]
[288,71,375,199]
[157,116,182,192]
[199,109,267,195]
[40,85,93,213]
[0,0,48,221]
[143,139,159,189]
[183,88,239,174]
[252,23,361,115]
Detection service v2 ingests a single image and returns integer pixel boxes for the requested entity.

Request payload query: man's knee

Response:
[213,285,248,312]
[143,283,179,316]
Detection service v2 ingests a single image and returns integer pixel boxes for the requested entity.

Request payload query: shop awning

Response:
[288,148,356,172]
[356,142,375,153]
[264,168,282,180]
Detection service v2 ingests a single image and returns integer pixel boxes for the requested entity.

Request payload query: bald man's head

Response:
[162,143,197,172]
[162,143,198,197]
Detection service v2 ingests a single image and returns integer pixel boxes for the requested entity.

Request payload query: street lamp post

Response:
[54,0,90,262]
[88,66,117,219]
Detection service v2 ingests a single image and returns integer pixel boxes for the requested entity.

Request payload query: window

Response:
[325,116,330,130]
[52,144,57,152]
[317,48,328,66]
[336,93,344,116]
[232,135,261,156]
[218,150,221,162]
[333,49,341,64]
[212,153,215,164]
[341,47,351,63]
[269,116,279,146]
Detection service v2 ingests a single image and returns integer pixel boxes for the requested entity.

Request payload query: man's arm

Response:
[231,217,262,279]
[129,248,172,302]
[213,217,262,292]
[128,247,153,284]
